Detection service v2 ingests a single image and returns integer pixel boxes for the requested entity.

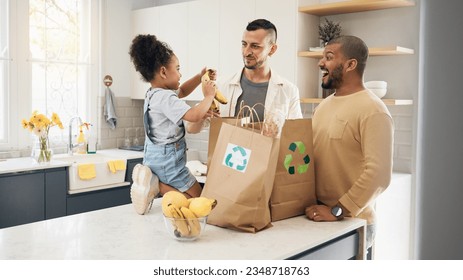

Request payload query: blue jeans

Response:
[143,138,196,192]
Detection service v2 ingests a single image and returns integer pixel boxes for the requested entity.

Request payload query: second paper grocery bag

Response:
[202,122,279,233]
[270,118,316,221]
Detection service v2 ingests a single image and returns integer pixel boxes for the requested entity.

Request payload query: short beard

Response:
[243,56,264,70]
[321,64,343,89]
[244,64,257,70]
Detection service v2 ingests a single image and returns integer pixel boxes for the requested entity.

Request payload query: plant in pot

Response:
[318,18,342,47]
[318,18,342,98]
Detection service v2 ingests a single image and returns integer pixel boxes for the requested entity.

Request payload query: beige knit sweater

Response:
[313,89,394,225]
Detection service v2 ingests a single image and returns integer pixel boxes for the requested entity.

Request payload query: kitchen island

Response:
[0,199,366,260]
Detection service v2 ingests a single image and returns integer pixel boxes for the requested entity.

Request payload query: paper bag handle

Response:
[235,105,261,131]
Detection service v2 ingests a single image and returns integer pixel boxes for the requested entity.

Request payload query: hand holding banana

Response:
[201,69,228,113]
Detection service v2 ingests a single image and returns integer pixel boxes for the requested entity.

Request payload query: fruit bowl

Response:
[163,215,207,241]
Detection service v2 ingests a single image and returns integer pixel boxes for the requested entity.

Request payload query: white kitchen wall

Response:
[101,0,133,98]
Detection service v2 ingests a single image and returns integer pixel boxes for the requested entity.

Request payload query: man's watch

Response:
[331,205,344,220]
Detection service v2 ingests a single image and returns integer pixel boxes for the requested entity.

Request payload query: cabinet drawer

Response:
[287,230,359,260]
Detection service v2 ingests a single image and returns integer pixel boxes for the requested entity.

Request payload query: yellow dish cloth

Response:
[114,160,126,171]
[78,163,96,180]
[107,160,126,173]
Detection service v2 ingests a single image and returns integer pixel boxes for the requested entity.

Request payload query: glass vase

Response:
[32,136,53,163]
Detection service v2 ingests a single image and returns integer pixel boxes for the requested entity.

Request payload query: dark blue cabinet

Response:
[125,158,142,184]
[0,158,143,228]
[45,168,67,219]
[0,167,67,229]
[66,186,131,215]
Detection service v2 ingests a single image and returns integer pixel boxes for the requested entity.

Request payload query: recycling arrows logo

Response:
[223,143,251,173]
[284,141,310,175]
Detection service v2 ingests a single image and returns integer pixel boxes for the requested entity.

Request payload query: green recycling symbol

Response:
[225,145,248,172]
[284,141,310,175]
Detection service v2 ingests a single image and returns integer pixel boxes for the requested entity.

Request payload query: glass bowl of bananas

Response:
[161,191,217,241]
[163,215,207,241]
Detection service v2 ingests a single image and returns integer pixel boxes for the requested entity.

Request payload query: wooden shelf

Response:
[299,0,415,16]
[299,46,414,58]
[298,1,415,108]
[300,98,413,106]
[368,46,415,55]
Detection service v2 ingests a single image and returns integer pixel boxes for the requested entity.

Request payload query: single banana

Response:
[210,100,219,113]
[201,70,228,105]
[188,197,217,217]
[186,197,194,208]
[213,88,228,105]
[162,191,189,217]
[180,206,201,237]
[168,203,190,237]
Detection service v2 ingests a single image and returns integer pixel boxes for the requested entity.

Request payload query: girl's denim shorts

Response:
[143,138,196,192]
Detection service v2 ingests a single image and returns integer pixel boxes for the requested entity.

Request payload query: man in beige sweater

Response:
[305,36,393,259]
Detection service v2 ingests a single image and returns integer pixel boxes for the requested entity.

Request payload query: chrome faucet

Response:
[68,116,83,155]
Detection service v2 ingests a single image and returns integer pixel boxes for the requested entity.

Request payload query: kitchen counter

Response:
[0,198,365,260]
[0,149,143,175]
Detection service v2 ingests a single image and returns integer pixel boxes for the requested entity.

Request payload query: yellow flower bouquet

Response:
[22,111,64,163]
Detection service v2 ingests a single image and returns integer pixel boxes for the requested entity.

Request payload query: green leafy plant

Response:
[318,18,342,46]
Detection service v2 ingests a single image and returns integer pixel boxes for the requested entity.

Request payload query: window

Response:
[0,0,99,151]
[0,0,8,145]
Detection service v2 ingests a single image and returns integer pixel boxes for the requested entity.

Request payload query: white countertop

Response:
[0,198,365,260]
[0,149,143,175]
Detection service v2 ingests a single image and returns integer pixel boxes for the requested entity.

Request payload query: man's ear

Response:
[345,59,358,73]
[269,44,278,57]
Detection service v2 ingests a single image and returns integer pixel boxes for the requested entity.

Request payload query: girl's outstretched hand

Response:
[202,80,216,98]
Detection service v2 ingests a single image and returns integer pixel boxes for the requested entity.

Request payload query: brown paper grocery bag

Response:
[270,118,316,221]
[206,117,237,171]
[202,122,279,233]
[207,103,255,169]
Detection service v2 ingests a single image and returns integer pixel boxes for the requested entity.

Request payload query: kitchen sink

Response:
[55,154,128,193]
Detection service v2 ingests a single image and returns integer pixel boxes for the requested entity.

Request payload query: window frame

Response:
[0,0,100,152]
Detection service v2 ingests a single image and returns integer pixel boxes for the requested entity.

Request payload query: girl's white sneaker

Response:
[130,164,159,215]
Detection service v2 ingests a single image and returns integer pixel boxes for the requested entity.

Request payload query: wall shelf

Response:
[301,98,413,106]
[299,46,414,58]
[299,0,415,16]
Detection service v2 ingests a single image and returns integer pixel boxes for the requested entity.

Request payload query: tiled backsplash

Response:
[98,96,145,150]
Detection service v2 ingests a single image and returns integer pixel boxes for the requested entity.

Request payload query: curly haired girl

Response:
[129,34,215,204]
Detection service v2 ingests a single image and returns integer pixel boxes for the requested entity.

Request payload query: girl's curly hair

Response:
[129,34,174,83]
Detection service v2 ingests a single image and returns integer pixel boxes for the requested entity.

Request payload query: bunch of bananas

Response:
[162,191,217,238]
[201,69,228,113]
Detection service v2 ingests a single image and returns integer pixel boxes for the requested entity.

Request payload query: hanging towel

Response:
[104,87,118,129]
[78,163,96,180]
[107,160,126,173]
